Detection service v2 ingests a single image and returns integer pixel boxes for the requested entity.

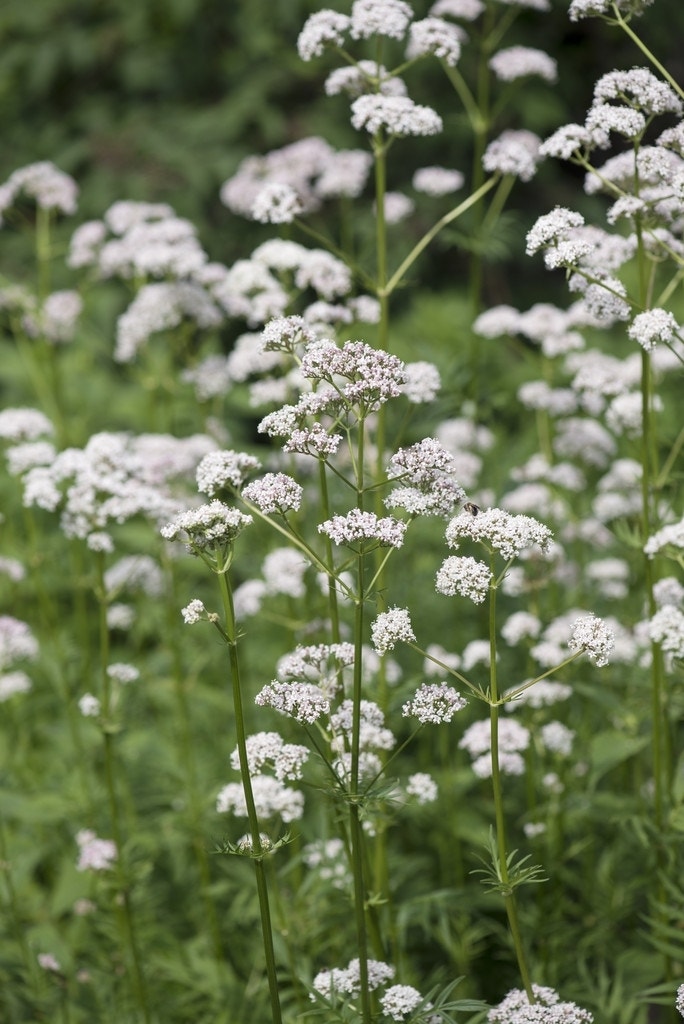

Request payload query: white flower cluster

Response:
[402,682,467,723]
[75,830,117,872]
[255,680,330,724]
[483,130,541,182]
[386,438,465,518]
[242,473,303,515]
[645,517,684,558]
[161,501,252,552]
[412,166,464,195]
[231,731,310,782]
[0,161,78,223]
[649,606,684,659]
[445,506,553,561]
[181,599,206,625]
[0,407,54,443]
[435,555,493,603]
[252,183,303,225]
[488,984,593,1023]
[196,449,261,496]
[628,308,681,352]
[406,17,462,65]
[216,774,304,822]
[351,95,443,137]
[569,0,653,19]
[371,607,416,654]
[23,290,83,345]
[312,957,395,1001]
[222,137,372,218]
[319,509,407,549]
[568,614,615,667]
[459,718,530,778]
[325,61,407,99]
[404,772,438,804]
[301,338,407,409]
[0,615,39,672]
[21,431,213,548]
[489,46,557,83]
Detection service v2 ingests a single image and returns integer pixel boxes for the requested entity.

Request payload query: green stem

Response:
[383,177,499,297]
[164,556,227,966]
[95,554,151,1024]
[216,568,283,1024]
[487,569,535,1001]
[349,418,372,1024]
[612,5,684,102]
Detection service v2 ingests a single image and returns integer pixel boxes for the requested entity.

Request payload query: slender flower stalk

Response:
[486,556,535,1001]
[94,553,152,1024]
[214,561,283,1024]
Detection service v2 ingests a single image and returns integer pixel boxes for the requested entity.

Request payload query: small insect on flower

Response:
[463,501,480,516]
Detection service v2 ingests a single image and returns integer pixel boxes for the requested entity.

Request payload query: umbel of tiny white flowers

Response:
[160,501,253,571]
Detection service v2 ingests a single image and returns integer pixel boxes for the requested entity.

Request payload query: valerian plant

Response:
[0,1,683,1024]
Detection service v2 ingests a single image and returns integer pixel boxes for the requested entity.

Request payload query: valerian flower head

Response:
[400,360,442,403]
[232,731,310,781]
[412,166,464,195]
[645,517,684,558]
[380,984,425,1021]
[402,682,467,723]
[181,599,206,624]
[76,830,117,872]
[0,161,78,224]
[217,775,304,822]
[445,506,552,560]
[319,509,407,548]
[0,407,54,443]
[196,450,261,495]
[435,555,493,603]
[242,473,303,515]
[483,130,541,182]
[371,606,415,653]
[526,207,585,256]
[593,68,682,117]
[255,680,330,724]
[251,183,303,224]
[430,0,485,20]
[297,10,350,60]
[351,95,443,137]
[261,315,319,353]
[488,983,593,1023]
[160,501,252,552]
[313,958,395,1000]
[301,339,407,409]
[628,308,680,351]
[350,0,413,40]
[649,606,684,659]
[405,772,438,804]
[489,46,557,83]
[325,61,407,98]
[405,17,462,65]
[569,0,653,19]
[568,614,615,666]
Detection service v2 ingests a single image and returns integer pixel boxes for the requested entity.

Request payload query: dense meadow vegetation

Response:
[1,1,684,1022]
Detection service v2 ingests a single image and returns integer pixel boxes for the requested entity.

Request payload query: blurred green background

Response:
[1,0,683,298]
